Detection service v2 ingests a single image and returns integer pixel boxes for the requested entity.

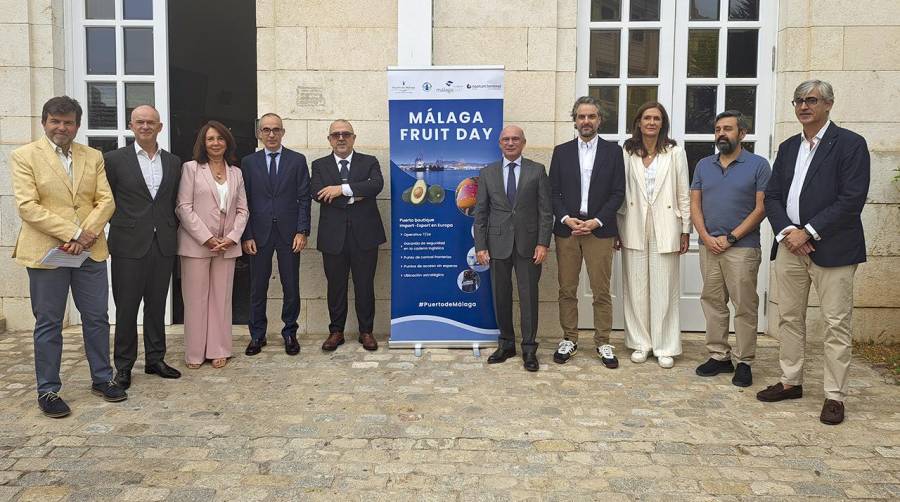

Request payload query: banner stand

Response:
[387,66,505,352]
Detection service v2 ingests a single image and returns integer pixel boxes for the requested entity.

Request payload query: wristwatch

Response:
[726,232,738,244]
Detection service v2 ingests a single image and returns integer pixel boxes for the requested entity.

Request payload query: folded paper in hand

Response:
[40,247,90,268]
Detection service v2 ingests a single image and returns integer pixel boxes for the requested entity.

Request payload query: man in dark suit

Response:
[241,113,311,356]
[549,96,625,368]
[474,125,554,372]
[311,120,386,352]
[756,79,870,426]
[106,105,182,389]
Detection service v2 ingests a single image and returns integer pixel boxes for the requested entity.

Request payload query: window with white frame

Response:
[67,0,170,153]
[576,0,776,176]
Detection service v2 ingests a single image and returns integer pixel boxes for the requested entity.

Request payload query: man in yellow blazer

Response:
[11,96,126,418]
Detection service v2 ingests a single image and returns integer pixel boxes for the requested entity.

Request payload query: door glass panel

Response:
[684,141,715,181]
[590,30,621,78]
[741,142,754,153]
[630,0,660,21]
[591,0,621,21]
[726,29,758,77]
[86,27,116,74]
[685,85,717,134]
[628,30,660,77]
[687,30,718,78]
[589,86,619,134]
[87,82,117,130]
[124,27,154,75]
[689,0,720,21]
[123,0,153,20]
[125,83,155,126]
[88,137,119,153]
[85,0,114,19]
[729,0,759,21]
[725,85,756,133]
[626,86,658,128]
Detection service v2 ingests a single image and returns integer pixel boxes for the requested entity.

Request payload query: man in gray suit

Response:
[474,125,553,372]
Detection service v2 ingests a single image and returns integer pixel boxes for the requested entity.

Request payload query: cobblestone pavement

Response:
[0,327,897,501]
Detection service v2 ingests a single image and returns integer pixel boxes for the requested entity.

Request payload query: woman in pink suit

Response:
[176,121,248,369]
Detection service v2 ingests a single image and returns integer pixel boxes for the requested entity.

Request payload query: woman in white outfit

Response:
[616,102,691,368]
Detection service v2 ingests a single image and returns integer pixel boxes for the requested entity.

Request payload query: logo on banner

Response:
[422,82,432,91]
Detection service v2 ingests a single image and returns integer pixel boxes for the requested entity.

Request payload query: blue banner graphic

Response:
[388,67,504,346]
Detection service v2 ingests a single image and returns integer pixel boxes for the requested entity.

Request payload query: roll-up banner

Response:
[387,66,504,349]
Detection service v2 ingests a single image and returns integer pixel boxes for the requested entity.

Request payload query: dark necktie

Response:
[268,152,278,189]
[506,162,517,205]
[339,159,350,182]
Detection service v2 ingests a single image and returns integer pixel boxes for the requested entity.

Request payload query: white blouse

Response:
[216,181,229,213]
[644,156,659,199]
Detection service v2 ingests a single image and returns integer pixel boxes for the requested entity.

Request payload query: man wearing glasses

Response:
[311,120,386,352]
[241,113,311,356]
[757,80,870,425]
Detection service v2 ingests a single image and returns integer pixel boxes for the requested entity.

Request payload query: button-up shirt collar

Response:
[44,135,73,178]
[134,141,163,198]
[264,146,283,174]
[502,156,522,194]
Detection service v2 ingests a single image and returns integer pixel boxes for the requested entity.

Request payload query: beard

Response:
[716,136,738,154]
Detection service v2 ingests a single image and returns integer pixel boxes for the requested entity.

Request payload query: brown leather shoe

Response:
[820,399,845,425]
[321,332,345,351]
[756,382,803,402]
[358,332,378,351]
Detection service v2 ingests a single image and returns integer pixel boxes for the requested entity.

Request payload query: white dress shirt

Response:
[134,142,163,198]
[561,136,603,228]
[502,156,523,195]
[44,135,80,241]
[334,152,355,204]
[777,120,830,242]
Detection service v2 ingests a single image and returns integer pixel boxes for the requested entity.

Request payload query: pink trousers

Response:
[180,255,235,364]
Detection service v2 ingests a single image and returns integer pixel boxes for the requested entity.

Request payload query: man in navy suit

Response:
[756,80,870,426]
[241,113,311,356]
[548,96,625,369]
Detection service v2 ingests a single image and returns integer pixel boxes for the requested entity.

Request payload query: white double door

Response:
[575,0,776,332]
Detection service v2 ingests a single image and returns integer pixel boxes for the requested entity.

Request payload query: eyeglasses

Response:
[792,97,820,107]
[329,131,354,139]
[260,127,283,136]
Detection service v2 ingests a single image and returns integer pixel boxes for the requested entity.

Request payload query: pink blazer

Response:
[176,160,248,259]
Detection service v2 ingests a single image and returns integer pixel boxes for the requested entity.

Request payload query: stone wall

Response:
[772,1,900,344]
[0,0,66,331]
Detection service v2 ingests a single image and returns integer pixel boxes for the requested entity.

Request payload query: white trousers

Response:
[622,215,682,357]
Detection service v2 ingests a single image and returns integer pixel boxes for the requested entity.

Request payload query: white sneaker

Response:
[553,340,577,364]
[658,356,674,368]
[631,350,648,363]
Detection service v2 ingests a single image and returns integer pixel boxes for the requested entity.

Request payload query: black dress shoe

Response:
[38,391,70,418]
[731,362,752,387]
[245,338,267,356]
[115,369,131,390]
[284,335,300,356]
[820,399,845,425]
[145,361,182,379]
[91,381,127,402]
[487,348,516,364]
[523,353,539,372]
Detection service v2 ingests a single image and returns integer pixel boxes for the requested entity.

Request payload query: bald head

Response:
[130,105,162,152]
[499,125,526,162]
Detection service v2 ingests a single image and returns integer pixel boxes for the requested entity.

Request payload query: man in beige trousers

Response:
[690,110,770,387]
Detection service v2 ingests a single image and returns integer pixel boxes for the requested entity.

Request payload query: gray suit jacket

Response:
[473,157,553,260]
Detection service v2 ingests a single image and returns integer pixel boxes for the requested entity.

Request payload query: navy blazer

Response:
[240,147,311,246]
[549,137,626,239]
[764,122,870,267]
[310,151,386,255]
